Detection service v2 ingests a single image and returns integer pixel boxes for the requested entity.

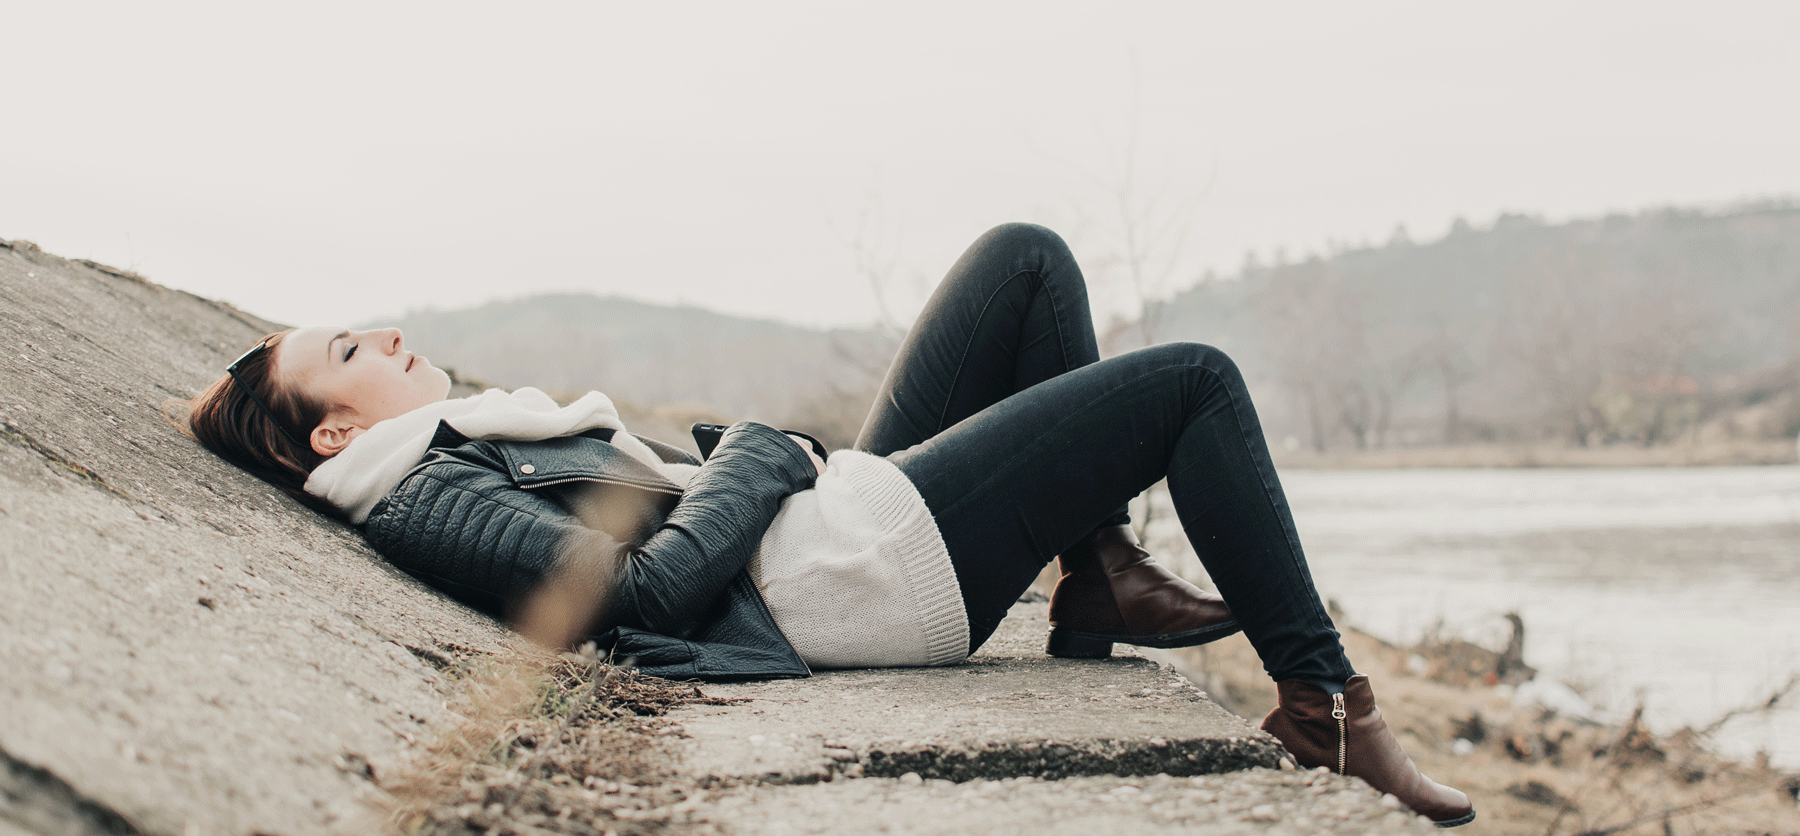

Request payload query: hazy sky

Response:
[4,1,1797,329]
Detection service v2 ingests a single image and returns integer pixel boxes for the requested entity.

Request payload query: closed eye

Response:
[345,344,358,361]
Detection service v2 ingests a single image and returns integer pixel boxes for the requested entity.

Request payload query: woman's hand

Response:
[787,433,825,475]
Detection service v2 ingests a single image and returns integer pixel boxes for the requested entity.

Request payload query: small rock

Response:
[1451,737,1475,756]
[1380,793,1403,810]
[899,772,922,785]
[1278,757,1297,770]
[1505,779,1571,808]
[1247,804,1278,821]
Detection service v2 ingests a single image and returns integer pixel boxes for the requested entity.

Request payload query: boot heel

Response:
[1047,629,1114,658]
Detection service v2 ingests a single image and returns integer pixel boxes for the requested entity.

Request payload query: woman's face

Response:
[276,327,451,448]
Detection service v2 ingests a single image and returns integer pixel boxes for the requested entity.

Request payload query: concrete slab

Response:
[705,770,1438,835]
[669,603,1285,785]
[0,240,520,835]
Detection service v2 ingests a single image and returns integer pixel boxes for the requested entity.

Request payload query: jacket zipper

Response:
[1332,693,1347,775]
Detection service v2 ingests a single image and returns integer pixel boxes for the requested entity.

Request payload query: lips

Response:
[406,354,416,372]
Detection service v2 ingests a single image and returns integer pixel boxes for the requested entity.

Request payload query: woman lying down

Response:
[179,223,1473,827]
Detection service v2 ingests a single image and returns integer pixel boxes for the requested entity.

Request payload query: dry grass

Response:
[1178,622,1800,835]
[363,645,739,836]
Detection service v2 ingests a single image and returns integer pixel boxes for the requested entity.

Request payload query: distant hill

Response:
[1146,203,1800,451]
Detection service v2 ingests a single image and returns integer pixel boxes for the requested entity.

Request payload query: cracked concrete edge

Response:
[693,736,1283,788]
[667,605,1287,787]
[857,735,1281,782]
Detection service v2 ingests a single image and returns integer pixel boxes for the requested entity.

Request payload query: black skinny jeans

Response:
[856,223,1355,685]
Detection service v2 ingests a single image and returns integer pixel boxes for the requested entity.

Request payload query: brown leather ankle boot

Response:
[1045,524,1240,658]
[1261,676,1476,828]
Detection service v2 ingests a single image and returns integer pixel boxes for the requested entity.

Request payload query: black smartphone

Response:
[690,423,828,461]
[691,423,729,459]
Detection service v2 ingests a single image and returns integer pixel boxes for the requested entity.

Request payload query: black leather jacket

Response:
[361,419,816,680]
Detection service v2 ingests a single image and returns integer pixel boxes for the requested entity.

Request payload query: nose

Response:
[377,328,404,354]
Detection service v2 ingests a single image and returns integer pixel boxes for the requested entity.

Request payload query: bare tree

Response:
[1416,319,1476,444]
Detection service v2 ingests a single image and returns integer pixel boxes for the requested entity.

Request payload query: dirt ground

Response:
[1176,626,1800,836]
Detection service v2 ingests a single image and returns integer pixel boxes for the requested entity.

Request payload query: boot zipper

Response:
[1332,693,1347,775]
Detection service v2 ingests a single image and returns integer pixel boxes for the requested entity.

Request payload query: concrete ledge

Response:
[707,770,1436,835]
[670,604,1285,785]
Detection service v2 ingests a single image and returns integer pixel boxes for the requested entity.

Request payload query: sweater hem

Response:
[834,451,969,666]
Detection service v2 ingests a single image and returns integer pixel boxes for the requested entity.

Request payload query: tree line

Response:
[1151,203,1800,452]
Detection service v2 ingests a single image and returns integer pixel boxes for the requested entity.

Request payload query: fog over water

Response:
[1150,466,1800,767]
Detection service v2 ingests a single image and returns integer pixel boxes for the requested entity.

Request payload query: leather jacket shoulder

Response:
[361,419,815,681]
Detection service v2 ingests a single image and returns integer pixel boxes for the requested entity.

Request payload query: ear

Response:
[310,412,367,458]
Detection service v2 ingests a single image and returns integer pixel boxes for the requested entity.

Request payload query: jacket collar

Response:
[428,420,680,495]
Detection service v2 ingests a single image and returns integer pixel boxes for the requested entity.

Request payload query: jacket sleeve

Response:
[613,421,816,634]
[365,421,815,638]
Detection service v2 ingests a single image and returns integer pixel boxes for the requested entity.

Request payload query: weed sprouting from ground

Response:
[371,645,739,836]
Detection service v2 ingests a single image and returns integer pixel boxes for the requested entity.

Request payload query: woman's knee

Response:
[934,222,1086,309]
[978,221,1066,250]
[1155,341,1243,381]
[971,222,1076,272]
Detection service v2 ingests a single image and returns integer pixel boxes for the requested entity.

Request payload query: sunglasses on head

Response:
[226,340,308,449]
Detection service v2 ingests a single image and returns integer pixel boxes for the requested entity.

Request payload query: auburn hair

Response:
[172,330,341,516]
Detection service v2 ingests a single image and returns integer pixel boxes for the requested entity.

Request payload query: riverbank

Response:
[1172,622,1800,835]
[1271,439,1798,469]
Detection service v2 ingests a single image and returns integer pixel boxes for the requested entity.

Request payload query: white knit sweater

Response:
[751,449,967,669]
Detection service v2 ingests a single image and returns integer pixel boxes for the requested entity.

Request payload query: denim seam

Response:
[933,268,1042,434]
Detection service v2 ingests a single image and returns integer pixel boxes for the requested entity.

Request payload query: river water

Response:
[1145,466,1800,767]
